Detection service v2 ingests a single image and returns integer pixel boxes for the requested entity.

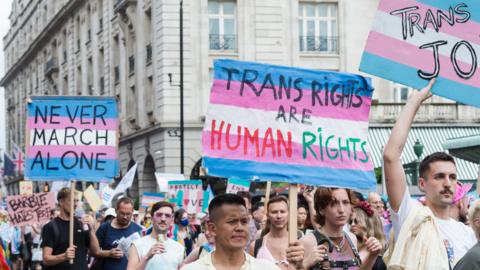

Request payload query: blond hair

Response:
[468,199,480,239]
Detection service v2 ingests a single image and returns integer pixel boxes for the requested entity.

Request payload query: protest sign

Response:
[202,59,376,191]
[101,185,115,207]
[7,192,55,226]
[25,96,119,182]
[168,180,208,213]
[360,0,480,108]
[19,181,33,196]
[114,163,137,194]
[155,173,185,192]
[141,192,165,208]
[226,178,250,194]
[83,185,103,212]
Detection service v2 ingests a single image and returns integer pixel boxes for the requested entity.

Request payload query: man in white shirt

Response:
[127,201,184,270]
[181,194,304,270]
[383,79,475,268]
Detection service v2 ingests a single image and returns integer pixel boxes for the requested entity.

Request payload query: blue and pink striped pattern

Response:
[202,59,376,191]
[26,96,119,182]
[360,0,480,107]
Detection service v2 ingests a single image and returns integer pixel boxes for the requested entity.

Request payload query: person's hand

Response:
[64,245,76,260]
[304,244,329,269]
[304,187,316,206]
[286,240,304,270]
[364,237,382,257]
[409,78,435,103]
[146,242,165,259]
[81,215,95,229]
[109,247,124,259]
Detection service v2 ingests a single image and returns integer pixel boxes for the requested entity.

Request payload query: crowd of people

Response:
[0,81,479,270]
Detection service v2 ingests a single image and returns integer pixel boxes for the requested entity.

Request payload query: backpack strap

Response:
[343,232,362,265]
[253,236,264,258]
[312,230,333,253]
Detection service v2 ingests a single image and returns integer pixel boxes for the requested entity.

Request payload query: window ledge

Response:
[208,51,238,57]
[299,53,339,58]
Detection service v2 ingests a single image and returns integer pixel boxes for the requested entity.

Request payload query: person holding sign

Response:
[300,187,383,270]
[41,188,96,270]
[127,201,184,270]
[181,194,305,270]
[250,195,304,270]
[383,79,476,269]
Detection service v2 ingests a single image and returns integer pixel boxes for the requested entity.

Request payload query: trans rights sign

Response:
[202,59,376,191]
[360,0,480,108]
[26,96,119,182]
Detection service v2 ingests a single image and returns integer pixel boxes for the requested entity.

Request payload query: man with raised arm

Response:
[383,79,475,270]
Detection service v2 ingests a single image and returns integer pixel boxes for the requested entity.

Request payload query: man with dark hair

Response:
[182,194,304,270]
[237,191,258,249]
[94,196,142,270]
[383,79,475,269]
[127,201,184,270]
[41,187,97,270]
[252,202,265,230]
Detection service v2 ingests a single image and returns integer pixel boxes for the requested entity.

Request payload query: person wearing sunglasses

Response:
[127,201,184,270]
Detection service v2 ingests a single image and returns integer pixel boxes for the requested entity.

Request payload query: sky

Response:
[0,0,12,155]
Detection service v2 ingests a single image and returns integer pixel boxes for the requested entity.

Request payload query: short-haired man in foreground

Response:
[181,194,304,270]
[383,79,475,269]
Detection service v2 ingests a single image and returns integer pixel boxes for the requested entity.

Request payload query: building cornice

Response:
[0,0,84,86]
[119,121,204,145]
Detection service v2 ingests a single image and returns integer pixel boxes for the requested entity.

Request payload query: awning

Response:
[368,126,480,181]
[443,135,480,164]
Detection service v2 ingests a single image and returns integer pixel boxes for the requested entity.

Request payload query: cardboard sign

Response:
[168,180,207,213]
[83,185,103,212]
[25,96,119,182]
[19,181,33,196]
[226,178,250,194]
[202,59,376,191]
[360,0,480,108]
[7,192,55,226]
[141,192,165,208]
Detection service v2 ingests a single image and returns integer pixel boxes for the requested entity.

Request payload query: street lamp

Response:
[411,139,424,185]
[179,0,184,175]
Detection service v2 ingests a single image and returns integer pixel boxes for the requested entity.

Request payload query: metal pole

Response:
[180,0,184,174]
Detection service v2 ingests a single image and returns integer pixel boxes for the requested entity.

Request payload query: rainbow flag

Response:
[25,97,119,182]
[202,59,376,191]
[360,0,480,108]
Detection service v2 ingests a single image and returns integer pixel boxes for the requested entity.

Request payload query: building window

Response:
[298,2,338,54]
[129,56,135,74]
[392,83,411,102]
[208,0,236,51]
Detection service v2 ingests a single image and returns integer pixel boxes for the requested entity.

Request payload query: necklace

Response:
[325,234,345,253]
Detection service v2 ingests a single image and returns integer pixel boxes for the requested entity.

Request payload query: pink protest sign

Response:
[7,192,55,226]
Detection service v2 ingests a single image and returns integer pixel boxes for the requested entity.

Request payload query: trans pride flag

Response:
[25,96,119,182]
[202,59,376,192]
[360,0,480,108]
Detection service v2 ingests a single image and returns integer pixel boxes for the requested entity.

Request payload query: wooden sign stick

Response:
[288,183,298,243]
[69,180,75,264]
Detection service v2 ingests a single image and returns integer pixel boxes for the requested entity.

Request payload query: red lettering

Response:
[226,123,242,150]
[244,127,260,157]
[277,130,293,158]
[261,128,276,157]
[210,120,225,150]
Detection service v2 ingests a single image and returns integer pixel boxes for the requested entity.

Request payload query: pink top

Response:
[256,237,290,267]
